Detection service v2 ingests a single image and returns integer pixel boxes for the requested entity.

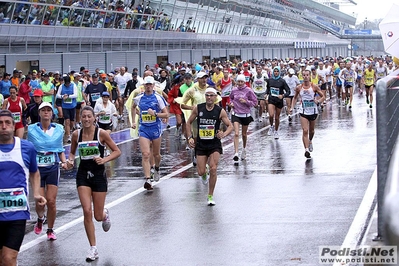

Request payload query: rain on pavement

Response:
[19,94,376,265]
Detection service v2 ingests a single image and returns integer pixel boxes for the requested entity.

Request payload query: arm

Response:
[58,152,68,170]
[130,102,138,129]
[43,84,55,96]
[29,170,47,207]
[181,89,194,110]
[216,109,233,139]
[56,86,63,99]
[282,80,290,98]
[290,86,301,112]
[313,84,325,104]
[66,130,78,169]
[93,130,121,165]
[2,99,8,110]
[186,105,198,148]
[20,98,27,111]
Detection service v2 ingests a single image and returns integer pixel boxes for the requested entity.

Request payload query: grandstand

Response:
[0,0,379,74]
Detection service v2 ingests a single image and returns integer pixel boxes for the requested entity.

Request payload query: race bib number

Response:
[199,125,215,140]
[64,97,72,104]
[36,152,55,166]
[378,72,385,77]
[12,112,21,123]
[91,93,100,101]
[141,111,156,123]
[245,76,250,82]
[270,87,280,97]
[303,100,316,108]
[0,188,28,213]
[99,114,111,123]
[347,77,353,82]
[78,141,100,160]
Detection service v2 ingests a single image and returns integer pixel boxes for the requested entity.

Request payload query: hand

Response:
[131,123,136,129]
[216,130,224,139]
[148,108,155,116]
[278,95,283,99]
[66,160,74,170]
[229,102,234,108]
[188,137,195,148]
[94,156,105,165]
[239,98,246,103]
[60,162,68,170]
[63,94,68,100]
[34,195,47,207]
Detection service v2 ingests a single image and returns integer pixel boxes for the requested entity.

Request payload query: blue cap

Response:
[102,92,110,97]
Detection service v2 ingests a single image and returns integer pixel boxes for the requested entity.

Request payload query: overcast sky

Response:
[339,0,396,24]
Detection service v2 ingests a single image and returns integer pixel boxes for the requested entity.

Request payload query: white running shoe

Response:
[241,149,246,160]
[274,130,279,139]
[86,247,99,262]
[309,142,313,152]
[258,117,262,122]
[102,208,111,232]
[268,127,274,136]
[153,169,160,182]
[233,153,239,161]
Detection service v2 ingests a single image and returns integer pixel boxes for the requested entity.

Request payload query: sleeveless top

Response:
[376,66,386,80]
[196,103,223,151]
[220,77,232,97]
[364,69,375,86]
[7,97,23,124]
[0,138,35,221]
[77,127,105,173]
[299,85,318,115]
[252,75,267,95]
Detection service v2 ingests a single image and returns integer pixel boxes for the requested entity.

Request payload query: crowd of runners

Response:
[0,54,398,264]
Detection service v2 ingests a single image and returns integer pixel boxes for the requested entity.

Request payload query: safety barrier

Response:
[376,70,399,240]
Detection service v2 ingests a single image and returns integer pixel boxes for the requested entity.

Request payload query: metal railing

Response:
[376,70,399,240]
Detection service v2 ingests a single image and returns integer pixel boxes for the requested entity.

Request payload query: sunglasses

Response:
[205,94,216,97]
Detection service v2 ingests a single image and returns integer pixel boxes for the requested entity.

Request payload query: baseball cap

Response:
[100,73,107,78]
[205,87,218,95]
[288,60,295,64]
[33,90,44,97]
[288,68,295,75]
[179,67,186,71]
[92,73,99,78]
[108,73,115,77]
[54,71,60,75]
[196,72,209,79]
[102,91,110,97]
[73,72,81,77]
[144,76,155,84]
[243,63,249,67]
[236,74,246,82]
[38,102,53,111]
[32,70,37,74]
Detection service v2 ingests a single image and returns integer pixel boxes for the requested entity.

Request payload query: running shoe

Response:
[233,153,239,161]
[288,115,292,122]
[34,216,45,235]
[370,104,372,108]
[207,195,215,206]
[46,229,57,241]
[144,179,153,190]
[201,164,210,185]
[258,117,262,122]
[305,151,311,159]
[366,98,369,104]
[274,130,279,139]
[309,142,313,152]
[349,105,352,109]
[241,149,246,160]
[102,208,111,232]
[150,167,155,179]
[268,127,274,136]
[166,124,171,129]
[86,247,99,262]
[185,145,190,150]
[153,169,160,182]
[67,135,71,144]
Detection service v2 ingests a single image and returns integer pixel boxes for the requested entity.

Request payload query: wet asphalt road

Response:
[19,94,376,266]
